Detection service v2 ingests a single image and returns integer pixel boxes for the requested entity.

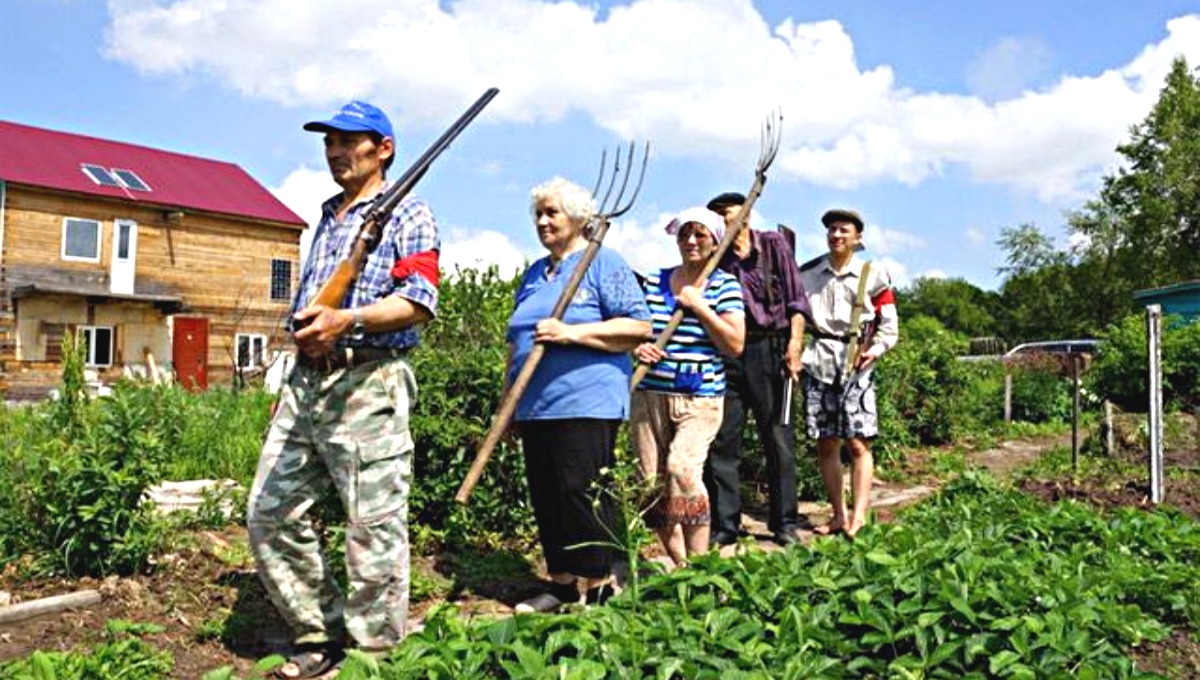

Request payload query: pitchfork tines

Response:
[588,142,651,230]
[757,109,783,176]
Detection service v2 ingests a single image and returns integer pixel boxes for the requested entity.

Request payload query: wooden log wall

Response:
[1,185,303,399]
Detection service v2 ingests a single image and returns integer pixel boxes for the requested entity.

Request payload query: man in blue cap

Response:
[248,100,440,678]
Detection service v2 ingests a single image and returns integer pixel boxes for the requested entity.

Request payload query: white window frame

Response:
[79,325,114,367]
[61,217,102,262]
[236,333,268,369]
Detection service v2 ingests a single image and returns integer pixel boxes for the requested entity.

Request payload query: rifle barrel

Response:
[368,88,500,223]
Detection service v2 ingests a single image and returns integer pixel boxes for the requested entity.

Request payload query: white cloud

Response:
[271,165,338,262]
[105,2,1200,202]
[965,226,987,246]
[967,36,1054,102]
[861,226,924,256]
[441,228,528,277]
[875,257,910,288]
[602,214,681,275]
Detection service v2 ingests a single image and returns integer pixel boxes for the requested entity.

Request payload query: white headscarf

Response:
[664,206,726,244]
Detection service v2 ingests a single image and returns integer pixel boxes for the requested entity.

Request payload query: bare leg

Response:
[682,524,710,560]
[845,438,874,537]
[816,437,848,533]
[656,525,687,566]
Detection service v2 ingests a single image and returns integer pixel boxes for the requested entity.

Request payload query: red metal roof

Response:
[0,120,305,227]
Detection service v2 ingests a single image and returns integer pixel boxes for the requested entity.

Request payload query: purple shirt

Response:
[718,230,809,333]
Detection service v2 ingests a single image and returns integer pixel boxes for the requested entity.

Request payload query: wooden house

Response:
[0,120,307,399]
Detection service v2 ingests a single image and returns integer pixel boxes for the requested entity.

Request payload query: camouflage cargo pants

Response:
[247,357,416,652]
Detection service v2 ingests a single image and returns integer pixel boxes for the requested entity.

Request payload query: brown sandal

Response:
[271,642,345,679]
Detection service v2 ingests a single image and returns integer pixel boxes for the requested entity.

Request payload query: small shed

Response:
[1133,280,1200,323]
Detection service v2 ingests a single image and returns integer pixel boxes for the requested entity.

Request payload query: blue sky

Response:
[3,0,1199,291]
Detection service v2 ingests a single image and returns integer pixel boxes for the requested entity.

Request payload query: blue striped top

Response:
[638,267,744,397]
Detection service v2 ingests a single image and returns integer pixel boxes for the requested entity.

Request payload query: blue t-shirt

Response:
[507,247,650,421]
[637,267,744,397]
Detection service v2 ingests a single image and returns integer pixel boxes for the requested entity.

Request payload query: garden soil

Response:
[0,425,1196,677]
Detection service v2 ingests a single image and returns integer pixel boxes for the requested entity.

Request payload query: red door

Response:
[173,317,209,391]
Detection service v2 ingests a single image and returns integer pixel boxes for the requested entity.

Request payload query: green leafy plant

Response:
[0,619,173,680]
[357,472,1197,678]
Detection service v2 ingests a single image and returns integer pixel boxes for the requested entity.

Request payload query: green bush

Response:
[407,266,536,548]
[1090,313,1200,411]
[873,315,997,456]
[0,339,173,576]
[1006,354,1076,424]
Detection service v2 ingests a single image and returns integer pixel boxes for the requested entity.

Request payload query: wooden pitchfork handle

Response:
[455,140,649,504]
[630,112,781,391]
[454,220,614,504]
[628,183,762,390]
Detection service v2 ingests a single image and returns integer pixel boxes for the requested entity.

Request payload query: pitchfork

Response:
[629,110,783,391]
[456,142,651,504]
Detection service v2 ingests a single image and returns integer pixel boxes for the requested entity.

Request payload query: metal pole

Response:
[1146,304,1164,504]
[1071,354,1081,473]
[1004,370,1013,423]
[1103,400,1114,457]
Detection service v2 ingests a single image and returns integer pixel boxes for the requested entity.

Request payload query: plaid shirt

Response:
[291,186,440,350]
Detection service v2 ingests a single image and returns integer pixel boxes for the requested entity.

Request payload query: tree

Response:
[1078,56,1200,286]
[994,224,1094,341]
[896,277,999,339]
[989,58,1200,342]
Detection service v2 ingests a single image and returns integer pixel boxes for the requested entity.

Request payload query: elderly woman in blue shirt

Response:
[506,177,651,612]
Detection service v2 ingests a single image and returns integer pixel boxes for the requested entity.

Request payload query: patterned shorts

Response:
[630,391,723,528]
[803,372,878,440]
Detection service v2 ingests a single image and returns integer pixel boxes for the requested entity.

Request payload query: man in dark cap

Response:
[248,100,440,678]
[798,208,898,539]
[704,191,810,546]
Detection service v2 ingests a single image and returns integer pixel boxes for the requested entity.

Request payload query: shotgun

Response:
[304,88,499,311]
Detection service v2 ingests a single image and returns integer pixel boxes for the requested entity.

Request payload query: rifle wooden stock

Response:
[301,87,499,314]
[310,256,367,310]
[455,219,613,505]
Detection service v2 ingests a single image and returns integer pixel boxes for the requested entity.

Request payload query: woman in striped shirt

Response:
[632,207,746,566]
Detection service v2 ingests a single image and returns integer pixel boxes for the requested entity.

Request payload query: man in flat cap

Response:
[248,100,440,678]
[704,192,810,546]
[798,208,898,538]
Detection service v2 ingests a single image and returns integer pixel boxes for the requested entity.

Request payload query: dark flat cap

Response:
[706,192,746,211]
[821,208,864,231]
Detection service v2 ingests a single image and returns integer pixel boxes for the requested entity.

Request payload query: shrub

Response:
[1006,353,1076,424]
[407,266,536,548]
[873,316,997,456]
[1090,312,1200,411]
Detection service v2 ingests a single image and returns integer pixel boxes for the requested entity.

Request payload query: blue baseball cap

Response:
[303,100,395,139]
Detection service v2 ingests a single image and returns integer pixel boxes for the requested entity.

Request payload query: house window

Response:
[270,259,293,302]
[236,333,267,369]
[111,169,151,192]
[62,217,101,261]
[79,326,114,367]
[81,164,122,187]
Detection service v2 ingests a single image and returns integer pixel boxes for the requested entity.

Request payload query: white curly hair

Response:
[529,176,597,227]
